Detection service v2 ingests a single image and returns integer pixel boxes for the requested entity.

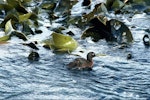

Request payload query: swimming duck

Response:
[143,34,150,46]
[67,52,95,70]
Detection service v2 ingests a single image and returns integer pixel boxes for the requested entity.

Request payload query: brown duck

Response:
[67,52,96,70]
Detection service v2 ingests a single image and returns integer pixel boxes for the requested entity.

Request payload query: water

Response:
[0,31,150,99]
[0,1,150,100]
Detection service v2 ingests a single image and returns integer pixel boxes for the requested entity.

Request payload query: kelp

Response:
[106,0,130,14]
[54,0,78,13]
[21,22,34,35]
[19,12,33,22]
[5,0,28,14]
[106,0,150,14]
[144,7,150,15]
[0,35,10,42]
[81,16,133,44]
[0,0,38,31]
[43,32,78,52]
[0,12,19,28]
[83,3,107,22]
[0,0,41,44]
[40,1,56,11]
[4,19,28,41]
[110,19,133,43]
[10,31,28,41]
[111,0,124,11]
[82,16,112,42]
[5,19,14,34]
[0,19,28,42]
[68,3,108,28]
[22,42,39,50]
[0,0,147,53]
[53,0,78,26]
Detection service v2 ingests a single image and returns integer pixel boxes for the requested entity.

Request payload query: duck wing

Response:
[68,58,89,68]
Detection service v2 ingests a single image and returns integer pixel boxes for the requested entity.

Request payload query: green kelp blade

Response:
[5,19,14,34]
[0,35,10,42]
[106,0,124,11]
[21,0,32,3]
[50,32,78,52]
[19,13,32,22]
[0,12,19,28]
[111,0,124,10]
[6,0,28,13]
[40,2,56,10]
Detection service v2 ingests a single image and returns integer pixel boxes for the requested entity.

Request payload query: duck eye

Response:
[92,53,95,56]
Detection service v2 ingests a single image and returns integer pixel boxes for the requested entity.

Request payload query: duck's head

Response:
[143,34,150,46]
[87,52,96,61]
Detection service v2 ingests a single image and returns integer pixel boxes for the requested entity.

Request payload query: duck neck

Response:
[87,56,93,62]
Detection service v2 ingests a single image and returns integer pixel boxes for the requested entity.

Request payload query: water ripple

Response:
[0,20,150,99]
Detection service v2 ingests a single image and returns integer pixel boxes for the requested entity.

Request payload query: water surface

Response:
[0,1,150,99]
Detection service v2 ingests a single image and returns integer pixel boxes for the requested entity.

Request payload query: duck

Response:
[67,52,96,70]
[143,34,150,46]
[28,51,40,61]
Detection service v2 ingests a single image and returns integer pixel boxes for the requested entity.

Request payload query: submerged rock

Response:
[28,51,40,61]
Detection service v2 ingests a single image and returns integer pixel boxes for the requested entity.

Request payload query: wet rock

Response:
[82,0,91,7]
[127,53,132,60]
[28,51,40,61]
[22,42,39,50]
[143,34,150,46]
